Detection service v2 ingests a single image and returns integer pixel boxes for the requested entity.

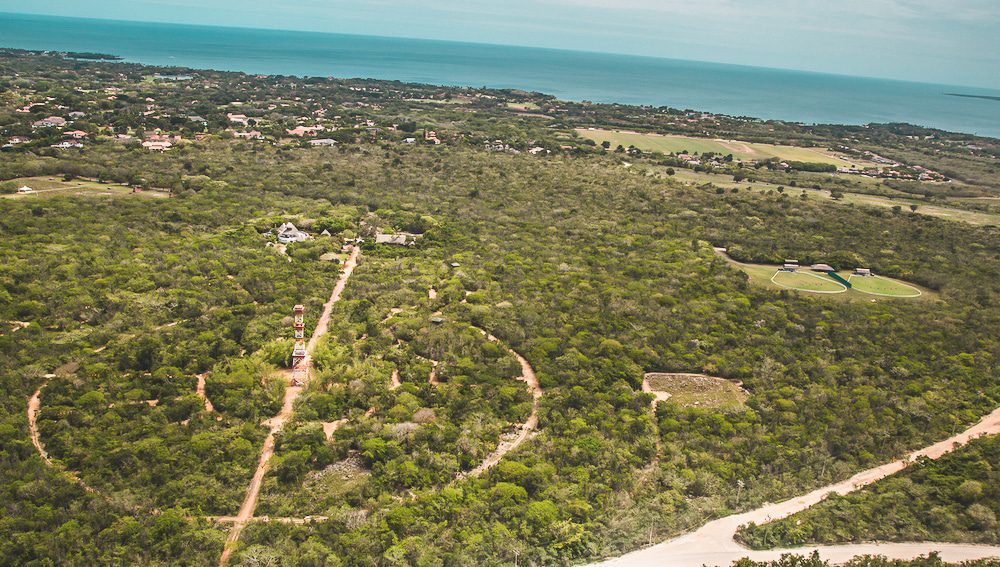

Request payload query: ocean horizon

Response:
[2,12,999,138]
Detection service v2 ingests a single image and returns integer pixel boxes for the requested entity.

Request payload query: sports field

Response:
[576,128,866,167]
[847,274,922,297]
[771,270,847,293]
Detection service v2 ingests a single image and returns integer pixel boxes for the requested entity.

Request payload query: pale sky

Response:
[3,0,999,88]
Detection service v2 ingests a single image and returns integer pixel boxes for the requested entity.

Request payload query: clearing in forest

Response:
[644,373,748,410]
[770,270,847,293]
[847,274,922,297]
[575,129,864,167]
[1,176,168,198]
[714,249,927,300]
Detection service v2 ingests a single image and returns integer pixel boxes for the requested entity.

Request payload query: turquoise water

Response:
[2,12,1000,138]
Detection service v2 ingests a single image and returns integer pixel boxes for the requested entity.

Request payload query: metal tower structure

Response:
[292,304,307,368]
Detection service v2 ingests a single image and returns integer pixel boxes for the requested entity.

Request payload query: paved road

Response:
[592,407,1000,566]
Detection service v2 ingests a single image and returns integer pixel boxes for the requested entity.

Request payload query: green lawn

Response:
[576,129,864,166]
[771,270,847,293]
[847,274,922,297]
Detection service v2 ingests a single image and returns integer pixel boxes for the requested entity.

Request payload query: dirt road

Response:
[219,246,359,566]
[458,331,542,479]
[196,374,215,413]
[593,406,1000,566]
[28,385,52,466]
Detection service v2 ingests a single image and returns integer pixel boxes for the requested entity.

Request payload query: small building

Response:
[51,141,83,149]
[142,140,173,151]
[308,138,337,147]
[810,263,834,272]
[781,263,798,272]
[33,116,67,128]
[17,186,33,194]
[227,113,249,125]
[287,125,325,137]
[233,130,264,140]
[276,222,310,244]
[855,268,873,276]
[64,130,89,139]
[375,231,419,246]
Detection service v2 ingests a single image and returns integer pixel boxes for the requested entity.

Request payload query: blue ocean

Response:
[2,12,999,138]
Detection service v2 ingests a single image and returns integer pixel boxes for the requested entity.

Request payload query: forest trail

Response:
[457,330,542,479]
[195,374,215,413]
[593,406,1000,566]
[219,246,359,567]
[27,381,97,492]
[28,384,52,466]
[389,368,401,390]
[640,375,671,407]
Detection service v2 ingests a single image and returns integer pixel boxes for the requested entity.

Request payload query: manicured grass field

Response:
[576,128,864,167]
[715,250,929,301]
[771,270,847,293]
[847,274,922,297]
[645,373,748,410]
[1,176,167,199]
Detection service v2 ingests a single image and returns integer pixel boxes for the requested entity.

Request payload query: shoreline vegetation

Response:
[0,48,998,566]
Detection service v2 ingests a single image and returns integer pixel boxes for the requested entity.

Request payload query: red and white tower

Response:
[292,304,307,367]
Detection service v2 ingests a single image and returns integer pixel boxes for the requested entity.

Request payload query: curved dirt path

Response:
[28,384,53,466]
[195,373,216,413]
[640,375,672,407]
[220,246,359,566]
[457,330,542,479]
[27,381,97,492]
[593,406,1000,566]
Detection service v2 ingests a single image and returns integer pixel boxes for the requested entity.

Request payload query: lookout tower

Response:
[292,304,307,367]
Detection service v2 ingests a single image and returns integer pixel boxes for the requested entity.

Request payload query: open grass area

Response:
[771,270,847,293]
[506,101,540,111]
[576,128,869,167]
[715,250,929,301]
[666,169,1000,226]
[645,373,748,410]
[847,274,922,297]
[1,176,168,199]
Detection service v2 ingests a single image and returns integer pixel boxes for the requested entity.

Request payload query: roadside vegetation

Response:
[738,435,1000,548]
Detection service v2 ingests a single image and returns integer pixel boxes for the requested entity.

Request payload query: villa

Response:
[32,116,67,128]
[276,222,310,243]
[287,125,325,137]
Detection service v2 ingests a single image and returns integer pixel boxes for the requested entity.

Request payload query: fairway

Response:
[576,128,864,167]
[1,176,167,199]
[848,274,922,297]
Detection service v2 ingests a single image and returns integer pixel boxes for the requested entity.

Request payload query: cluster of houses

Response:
[142,133,181,152]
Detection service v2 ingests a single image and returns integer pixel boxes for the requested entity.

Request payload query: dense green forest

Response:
[1,51,999,565]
